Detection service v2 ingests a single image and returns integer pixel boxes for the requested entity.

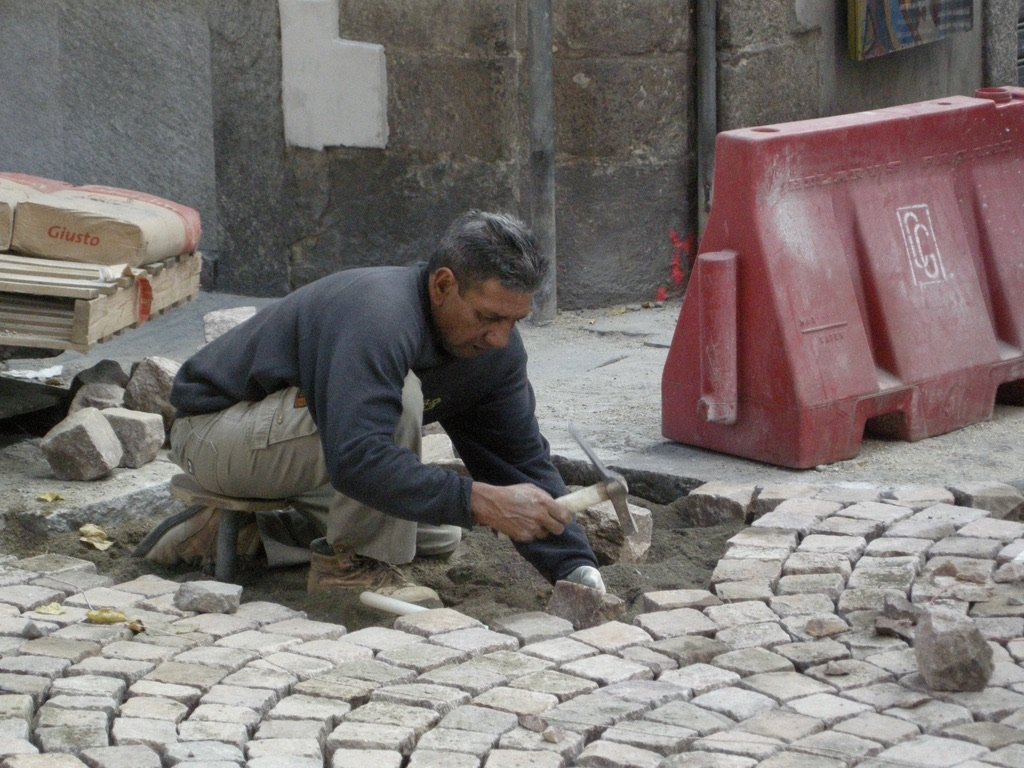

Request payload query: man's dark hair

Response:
[428,210,547,293]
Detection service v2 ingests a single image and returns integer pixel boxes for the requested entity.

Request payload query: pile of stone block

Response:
[38,356,180,481]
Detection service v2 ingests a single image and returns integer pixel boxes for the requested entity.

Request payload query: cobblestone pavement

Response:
[0,483,1021,768]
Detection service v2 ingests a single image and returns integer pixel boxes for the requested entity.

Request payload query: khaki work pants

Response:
[168,374,461,565]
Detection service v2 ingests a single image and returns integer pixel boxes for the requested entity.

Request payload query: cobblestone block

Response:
[885,486,955,510]
[286,639,373,666]
[997,539,1024,564]
[803,659,894,692]
[570,621,652,652]
[53,622,133,645]
[948,480,1024,519]
[293,676,373,705]
[509,669,598,701]
[262,617,345,641]
[0,695,32,723]
[618,646,678,675]
[250,720,325,745]
[374,643,465,673]
[540,693,649,740]
[767,593,835,618]
[933,686,1024,721]
[726,529,798,551]
[560,653,653,685]
[691,686,778,721]
[117,695,188,722]
[929,536,1004,559]
[781,613,849,642]
[406,749,481,768]
[797,534,868,560]
[201,683,278,715]
[884,699,973,733]
[710,647,792,676]
[751,498,842,534]
[0,617,46,640]
[189,702,261,734]
[63,587,142,613]
[576,738,663,767]
[344,704,440,741]
[974,617,1024,643]
[773,639,850,671]
[31,570,113,596]
[175,718,249,748]
[415,726,497,756]
[705,601,777,629]
[391,609,482,638]
[109,716,178,748]
[832,710,920,746]
[263,693,350,728]
[172,612,256,638]
[641,590,721,612]
[633,608,717,639]
[488,612,572,644]
[740,671,834,702]
[649,635,731,665]
[245,735,321,762]
[418,663,507,696]
[777,573,847,601]
[601,718,696,755]
[849,556,920,589]
[734,709,823,743]
[471,651,555,680]
[645,699,734,736]
[329,748,403,768]
[26,634,105,663]
[497,725,584,762]
[941,720,1024,749]
[327,721,417,756]
[125,680,201,706]
[791,729,883,762]
[0,584,66,612]
[680,483,757,525]
[693,730,784,759]
[213,629,301,655]
[957,517,1024,542]
[787,692,873,725]
[484,747,565,767]
[887,518,957,541]
[519,637,598,665]
[721,546,794,562]
[811,515,885,540]
[711,580,774,603]
[0,654,69,679]
[472,686,559,716]
[782,552,852,578]
[250,651,335,680]
[440,703,518,735]
[0,673,49,706]
[163,739,244,764]
[710,559,783,587]
[174,645,257,672]
[658,663,739,697]
[0,718,28,741]
[750,483,818,518]
[371,683,470,715]
[100,641,176,665]
[814,483,884,504]
[715,621,792,650]
[144,661,227,691]
[858,734,988,767]
[864,536,933,560]
[78,743,162,768]
[430,628,519,655]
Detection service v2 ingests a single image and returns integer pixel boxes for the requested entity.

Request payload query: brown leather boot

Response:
[306,544,442,608]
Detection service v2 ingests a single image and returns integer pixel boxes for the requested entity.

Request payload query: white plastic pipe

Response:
[359,590,429,615]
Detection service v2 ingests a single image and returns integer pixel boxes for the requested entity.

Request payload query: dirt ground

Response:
[0,495,742,632]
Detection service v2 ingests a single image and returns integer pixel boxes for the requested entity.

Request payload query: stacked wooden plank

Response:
[0,174,202,353]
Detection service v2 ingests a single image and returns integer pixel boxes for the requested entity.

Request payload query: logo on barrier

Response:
[897,204,947,286]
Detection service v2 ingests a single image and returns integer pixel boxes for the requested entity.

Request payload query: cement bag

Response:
[0,173,71,252]
[11,184,202,267]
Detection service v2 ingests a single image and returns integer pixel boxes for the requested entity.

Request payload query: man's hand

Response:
[470,482,572,542]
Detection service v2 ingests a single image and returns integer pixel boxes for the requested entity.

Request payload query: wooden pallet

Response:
[0,252,201,352]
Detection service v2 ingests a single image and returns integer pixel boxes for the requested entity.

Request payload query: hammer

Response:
[555,424,638,536]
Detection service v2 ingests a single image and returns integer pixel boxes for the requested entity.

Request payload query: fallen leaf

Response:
[34,602,64,616]
[37,492,64,503]
[79,524,114,551]
[86,608,126,625]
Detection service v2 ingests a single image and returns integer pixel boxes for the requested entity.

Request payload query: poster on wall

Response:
[849,0,973,61]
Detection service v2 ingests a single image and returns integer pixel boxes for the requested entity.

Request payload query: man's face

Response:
[429,268,534,358]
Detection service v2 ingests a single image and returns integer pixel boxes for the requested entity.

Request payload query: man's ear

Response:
[429,267,458,305]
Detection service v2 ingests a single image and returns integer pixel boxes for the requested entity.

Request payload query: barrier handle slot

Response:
[697,250,738,424]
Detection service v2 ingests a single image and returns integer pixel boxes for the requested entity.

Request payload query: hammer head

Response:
[569,424,638,536]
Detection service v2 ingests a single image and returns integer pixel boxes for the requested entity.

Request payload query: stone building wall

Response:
[0,1,1017,308]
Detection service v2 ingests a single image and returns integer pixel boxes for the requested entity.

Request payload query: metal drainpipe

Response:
[528,0,557,325]
[696,0,717,239]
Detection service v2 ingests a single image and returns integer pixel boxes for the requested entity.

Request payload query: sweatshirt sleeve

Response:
[300,292,475,529]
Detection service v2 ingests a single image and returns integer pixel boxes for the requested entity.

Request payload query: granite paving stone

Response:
[633,607,717,639]
[370,682,471,714]
[329,748,404,768]
[786,692,873,725]
[884,699,974,734]
[116,695,188,722]
[394,608,483,637]
[172,645,257,671]
[417,662,508,695]
[710,579,775,602]
[508,669,598,701]
[405,749,482,768]
[539,692,649,740]
[485,747,566,767]
[810,515,885,540]
[739,670,835,702]
[733,709,823,743]
[570,621,652,652]
[858,734,989,767]
[929,536,1004,559]
[249,650,337,679]
[440,703,519,736]
[618,645,678,674]
[691,730,785,760]
[649,635,732,665]
[326,721,418,756]
[519,636,598,664]
[188,701,262,734]
[782,552,853,578]
[109,715,179,748]
[560,652,653,685]
[767,593,836,617]
[658,663,739,696]
[715,621,792,650]
[487,611,573,644]
[726,528,799,551]
[175,717,249,748]
[659,752,756,767]
[600,718,696,755]
[472,686,559,716]
[262,617,346,640]
[642,590,721,612]
[790,729,884,762]
[690,686,778,721]
[78,743,163,768]
[245,736,322,761]
[429,627,519,655]
[287,638,374,665]
[575,738,664,767]
[252,716,328,743]
[710,558,784,586]
[143,661,227,690]
[414,725,497,757]
[776,573,847,601]
[710,647,793,676]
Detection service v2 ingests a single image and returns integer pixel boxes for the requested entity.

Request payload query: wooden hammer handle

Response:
[556,482,612,515]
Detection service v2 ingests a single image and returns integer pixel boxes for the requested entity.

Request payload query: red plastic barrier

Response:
[662,87,1024,469]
